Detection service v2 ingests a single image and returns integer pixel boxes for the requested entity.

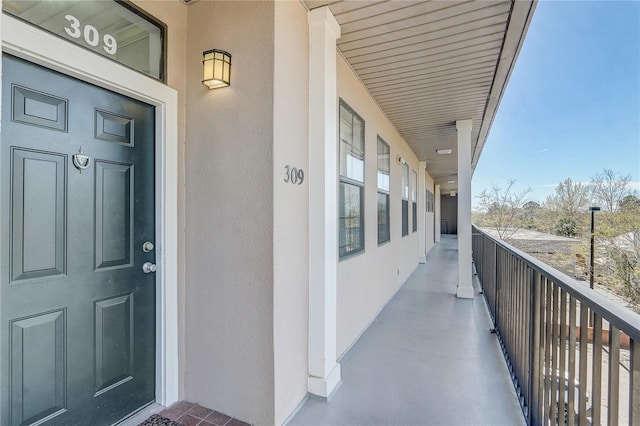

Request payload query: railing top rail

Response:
[472,225,640,343]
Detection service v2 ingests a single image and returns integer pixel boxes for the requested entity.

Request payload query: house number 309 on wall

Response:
[64,15,118,55]
[284,165,304,185]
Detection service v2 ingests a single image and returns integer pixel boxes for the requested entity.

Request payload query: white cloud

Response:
[536,148,551,153]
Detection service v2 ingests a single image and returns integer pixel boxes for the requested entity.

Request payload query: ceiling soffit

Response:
[303,0,536,193]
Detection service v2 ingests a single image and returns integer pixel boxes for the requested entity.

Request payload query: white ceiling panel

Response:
[303,0,537,193]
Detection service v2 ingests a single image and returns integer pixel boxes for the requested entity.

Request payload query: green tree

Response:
[545,178,591,219]
[598,194,640,311]
[619,194,640,213]
[590,168,633,213]
[554,216,578,237]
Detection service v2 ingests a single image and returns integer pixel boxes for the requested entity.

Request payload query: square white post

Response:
[308,6,341,398]
[418,161,427,263]
[435,184,441,243]
[456,119,474,299]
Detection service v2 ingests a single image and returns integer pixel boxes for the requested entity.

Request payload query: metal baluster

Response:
[592,315,603,425]
[567,296,577,425]
[524,264,532,408]
[544,278,553,424]
[515,258,521,390]
[607,326,620,425]
[495,246,501,332]
[530,270,542,426]
[559,289,568,422]
[579,303,588,426]
[551,283,560,424]
[631,339,639,426]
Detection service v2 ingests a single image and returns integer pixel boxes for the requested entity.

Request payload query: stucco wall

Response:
[184,2,275,424]
[130,3,309,423]
[336,54,420,358]
[273,1,309,424]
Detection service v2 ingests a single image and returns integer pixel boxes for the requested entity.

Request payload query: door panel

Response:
[11,85,68,132]
[1,54,156,426]
[10,310,66,426]
[95,161,133,270]
[11,149,67,282]
[94,294,133,395]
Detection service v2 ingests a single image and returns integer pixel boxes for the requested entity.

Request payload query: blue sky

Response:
[472,0,640,206]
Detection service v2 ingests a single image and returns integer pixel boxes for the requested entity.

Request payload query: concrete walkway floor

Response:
[288,235,526,426]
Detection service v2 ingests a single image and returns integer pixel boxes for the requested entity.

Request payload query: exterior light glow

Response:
[202,49,231,89]
[436,148,452,155]
[447,180,456,184]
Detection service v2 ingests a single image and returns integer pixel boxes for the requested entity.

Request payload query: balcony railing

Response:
[472,226,640,426]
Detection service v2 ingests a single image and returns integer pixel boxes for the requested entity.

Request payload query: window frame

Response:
[401,163,409,237]
[377,136,390,245]
[338,99,365,258]
[412,170,418,233]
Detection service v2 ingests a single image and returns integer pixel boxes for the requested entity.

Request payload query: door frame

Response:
[0,14,180,408]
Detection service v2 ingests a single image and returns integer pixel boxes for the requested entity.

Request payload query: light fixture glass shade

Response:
[202,49,231,89]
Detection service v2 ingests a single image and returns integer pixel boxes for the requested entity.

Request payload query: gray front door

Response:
[1,55,156,426]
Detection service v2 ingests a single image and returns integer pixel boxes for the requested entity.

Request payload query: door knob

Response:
[142,262,157,274]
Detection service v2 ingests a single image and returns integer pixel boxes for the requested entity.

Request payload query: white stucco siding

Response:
[336,54,420,358]
[184,1,275,424]
[273,1,310,424]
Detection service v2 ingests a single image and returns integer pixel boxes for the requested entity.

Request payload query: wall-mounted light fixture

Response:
[396,155,406,165]
[202,49,231,89]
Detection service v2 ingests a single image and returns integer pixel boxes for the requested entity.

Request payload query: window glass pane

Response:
[402,199,409,236]
[426,190,433,212]
[402,164,409,199]
[377,137,390,192]
[411,170,417,200]
[339,182,363,257]
[412,202,417,232]
[377,192,390,244]
[339,101,364,183]
[4,0,165,80]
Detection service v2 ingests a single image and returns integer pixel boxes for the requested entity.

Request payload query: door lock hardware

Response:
[142,262,157,274]
[142,241,155,253]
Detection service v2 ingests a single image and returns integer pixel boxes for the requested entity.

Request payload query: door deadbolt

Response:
[142,241,154,252]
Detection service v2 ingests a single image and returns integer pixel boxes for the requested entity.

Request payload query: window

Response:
[426,189,434,212]
[339,100,364,257]
[377,137,390,244]
[402,163,409,236]
[412,170,417,233]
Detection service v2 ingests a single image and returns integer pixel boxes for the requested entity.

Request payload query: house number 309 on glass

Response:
[284,166,304,185]
[64,15,118,55]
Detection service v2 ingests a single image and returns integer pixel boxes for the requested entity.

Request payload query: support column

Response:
[435,185,441,242]
[308,7,341,398]
[456,119,474,299]
[418,161,427,263]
